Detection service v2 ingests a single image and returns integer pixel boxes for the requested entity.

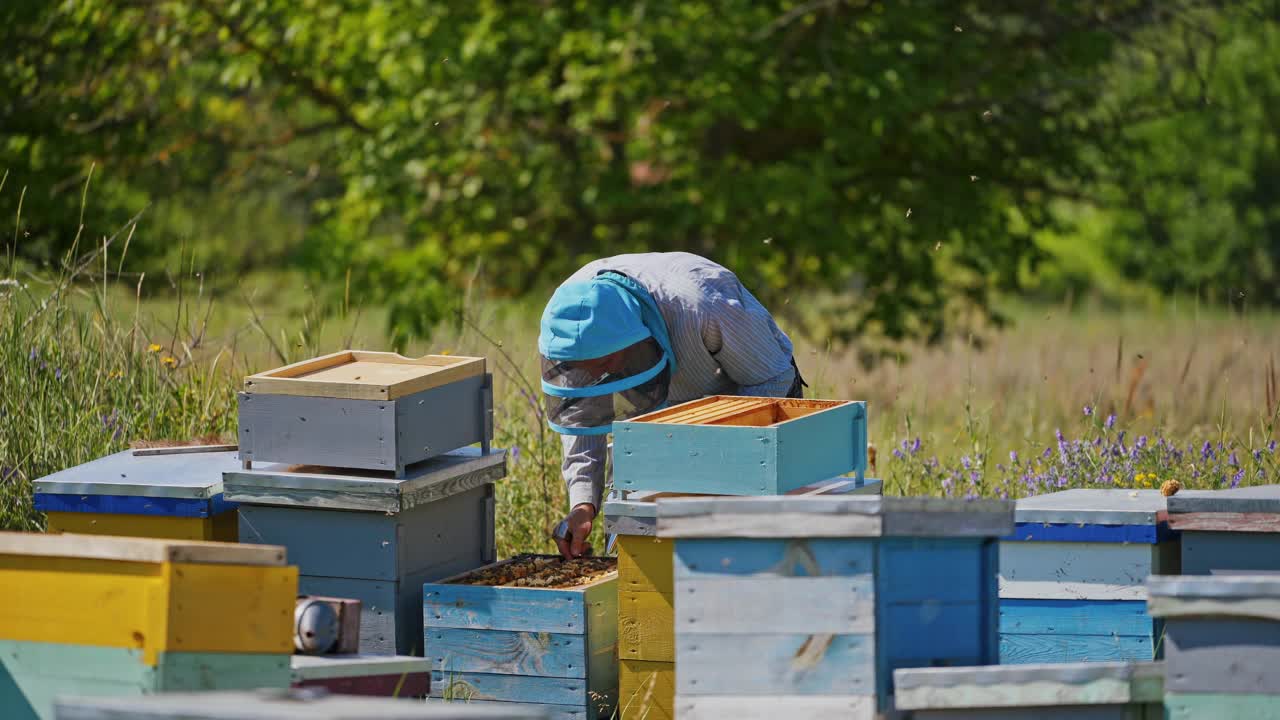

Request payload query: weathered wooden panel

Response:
[0,641,290,720]
[35,493,232,519]
[675,633,874,695]
[290,653,427,682]
[999,634,1157,665]
[44,510,235,542]
[618,660,673,720]
[425,584,588,635]
[1166,483,1280,514]
[880,538,988,603]
[431,671,587,706]
[1000,599,1155,640]
[32,448,239,500]
[1005,523,1170,544]
[673,537,874,578]
[674,695,877,720]
[1181,531,1280,575]
[1167,512,1280,533]
[676,576,874,634]
[1163,692,1280,720]
[430,628,587,678]
[618,590,673,662]
[999,542,1164,600]
[1162,618,1280,694]
[240,505,400,580]
[1013,489,1169,527]
[893,661,1164,710]
[616,535,672,594]
[613,398,865,495]
[0,529,283,566]
[0,555,296,663]
[394,375,491,469]
[908,706,1161,719]
[293,672,430,697]
[298,576,399,656]
[55,690,549,719]
[243,350,484,401]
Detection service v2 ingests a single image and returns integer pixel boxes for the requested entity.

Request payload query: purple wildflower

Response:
[1255,449,1264,462]
[1232,469,1245,488]
[961,456,972,470]
[1229,451,1240,468]
[1269,440,1277,453]
[911,437,921,454]
[511,446,521,465]
[28,348,37,362]
[1202,441,1214,460]
[893,448,904,460]
[1136,435,1148,450]
[1010,450,1019,464]
[1083,405,1093,416]
[1105,414,1116,429]
[54,368,62,381]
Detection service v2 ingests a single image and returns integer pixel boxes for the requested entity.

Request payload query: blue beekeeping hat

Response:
[538,280,652,362]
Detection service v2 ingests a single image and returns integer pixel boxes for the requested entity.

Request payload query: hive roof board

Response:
[0,530,286,566]
[54,690,548,720]
[243,350,485,401]
[655,495,1014,539]
[290,654,428,682]
[893,661,1164,710]
[1166,484,1280,514]
[1147,574,1280,622]
[33,448,240,500]
[223,446,507,513]
[1012,488,1169,526]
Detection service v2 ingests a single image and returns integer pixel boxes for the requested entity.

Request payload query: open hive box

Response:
[238,350,492,476]
[612,396,868,496]
[424,555,618,718]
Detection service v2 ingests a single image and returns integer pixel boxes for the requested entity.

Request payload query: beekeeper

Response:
[538,251,805,559]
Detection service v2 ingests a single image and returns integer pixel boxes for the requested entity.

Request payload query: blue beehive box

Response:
[1166,484,1280,575]
[999,489,1179,665]
[33,447,241,541]
[612,396,867,496]
[655,495,1014,716]
[1148,574,1280,718]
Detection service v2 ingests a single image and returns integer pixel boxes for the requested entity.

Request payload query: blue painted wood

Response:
[430,671,587,706]
[33,492,233,518]
[612,400,865,495]
[1000,599,1156,637]
[980,537,1001,666]
[675,633,874,695]
[298,576,402,656]
[878,538,987,602]
[424,584,586,636]
[999,633,1156,664]
[429,628,587,679]
[240,505,399,581]
[1181,532,1280,575]
[1004,523,1171,544]
[672,538,873,579]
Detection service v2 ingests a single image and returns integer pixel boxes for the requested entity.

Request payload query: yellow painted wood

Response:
[0,530,283,566]
[619,659,674,720]
[619,590,674,662]
[0,554,295,664]
[617,535,673,595]
[45,511,234,542]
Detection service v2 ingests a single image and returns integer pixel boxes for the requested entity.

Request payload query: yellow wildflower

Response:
[108,369,124,380]
[440,349,453,356]
[161,356,177,368]
[147,343,162,353]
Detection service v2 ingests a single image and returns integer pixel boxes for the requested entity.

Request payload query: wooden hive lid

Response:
[1166,483,1280,514]
[33,448,241,500]
[893,661,1165,710]
[1012,488,1169,526]
[223,447,507,513]
[244,350,485,401]
[623,395,860,428]
[655,495,1013,539]
[0,531,287,567]
[54,690,548,719]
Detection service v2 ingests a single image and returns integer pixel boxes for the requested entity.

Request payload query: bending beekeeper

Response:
[538,251,806,559]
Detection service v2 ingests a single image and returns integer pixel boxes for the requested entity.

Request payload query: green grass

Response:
[3,248,1278,550]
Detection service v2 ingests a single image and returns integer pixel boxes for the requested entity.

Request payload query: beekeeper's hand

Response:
[555,503,596,559]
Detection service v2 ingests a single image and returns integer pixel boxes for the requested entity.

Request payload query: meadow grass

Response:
[3,247,1277,551]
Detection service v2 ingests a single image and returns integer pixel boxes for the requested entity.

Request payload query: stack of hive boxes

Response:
[1166,483,1280,574]
[605,395,873,720]
[0,532,297,720]
[224,350,506,658]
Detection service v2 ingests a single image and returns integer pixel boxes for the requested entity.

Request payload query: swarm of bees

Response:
[452,554,617,589]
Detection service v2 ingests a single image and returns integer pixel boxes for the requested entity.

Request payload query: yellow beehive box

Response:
[0,532,297,665]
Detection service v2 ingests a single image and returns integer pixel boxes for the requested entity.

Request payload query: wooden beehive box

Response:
[53,689,552,719]
[1166,483,1280,575]
[1000,489,1180,665]
[603,476,883,720]
[0,532,297,720]
[424,555,619,719]
[1147,574,1280,718]
[655,495,1013,718]
[238,350,492,477]
[225,447,506,656]
[892,661,1164,719]
[612,396,867,495]
[290,654,430,697]
[33,448,240,542]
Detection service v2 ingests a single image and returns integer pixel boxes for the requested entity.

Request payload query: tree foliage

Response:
[2,0,1273,352]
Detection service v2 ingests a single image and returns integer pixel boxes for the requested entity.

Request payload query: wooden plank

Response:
[1012,489,1168,526]
[778,400,866,487]
[674,695,876,720]
[999,599,1156,637]
[880,538,987,602]
[881,601,987,665]
[291,654,429,681]
[293,672,430,698]
[1169,512,1280,533]
[999,633,1156,665]
[1181,531,1280,575]
[673,538,874,579]
[428,628,587,678]
[239,505,399,581]
[619,659,673,720]
[675,633,874,695]
[893,661,1165,709]
[298,576,399,656]
[999,542,1161,600]
[244,351,484,401]
[1163,617,1280,694]
[1164,692,1280,720]
[161,561,296,654]
[1166,483,1280,514]
[618,591,673,662]
[617,535,672,594]
[0,531,285,566]
[430,671,586,706]
[55,691,550,719]
[676,576,874,635]
[394,375,491,471]
[35,493,224,519]
[583,577,619,717]
[237,392,396,471]
[424,585,588,635]
[131,444,239,457]
[1005,522,1167,544]
[32,449,239,499]
[44,512,219,541]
